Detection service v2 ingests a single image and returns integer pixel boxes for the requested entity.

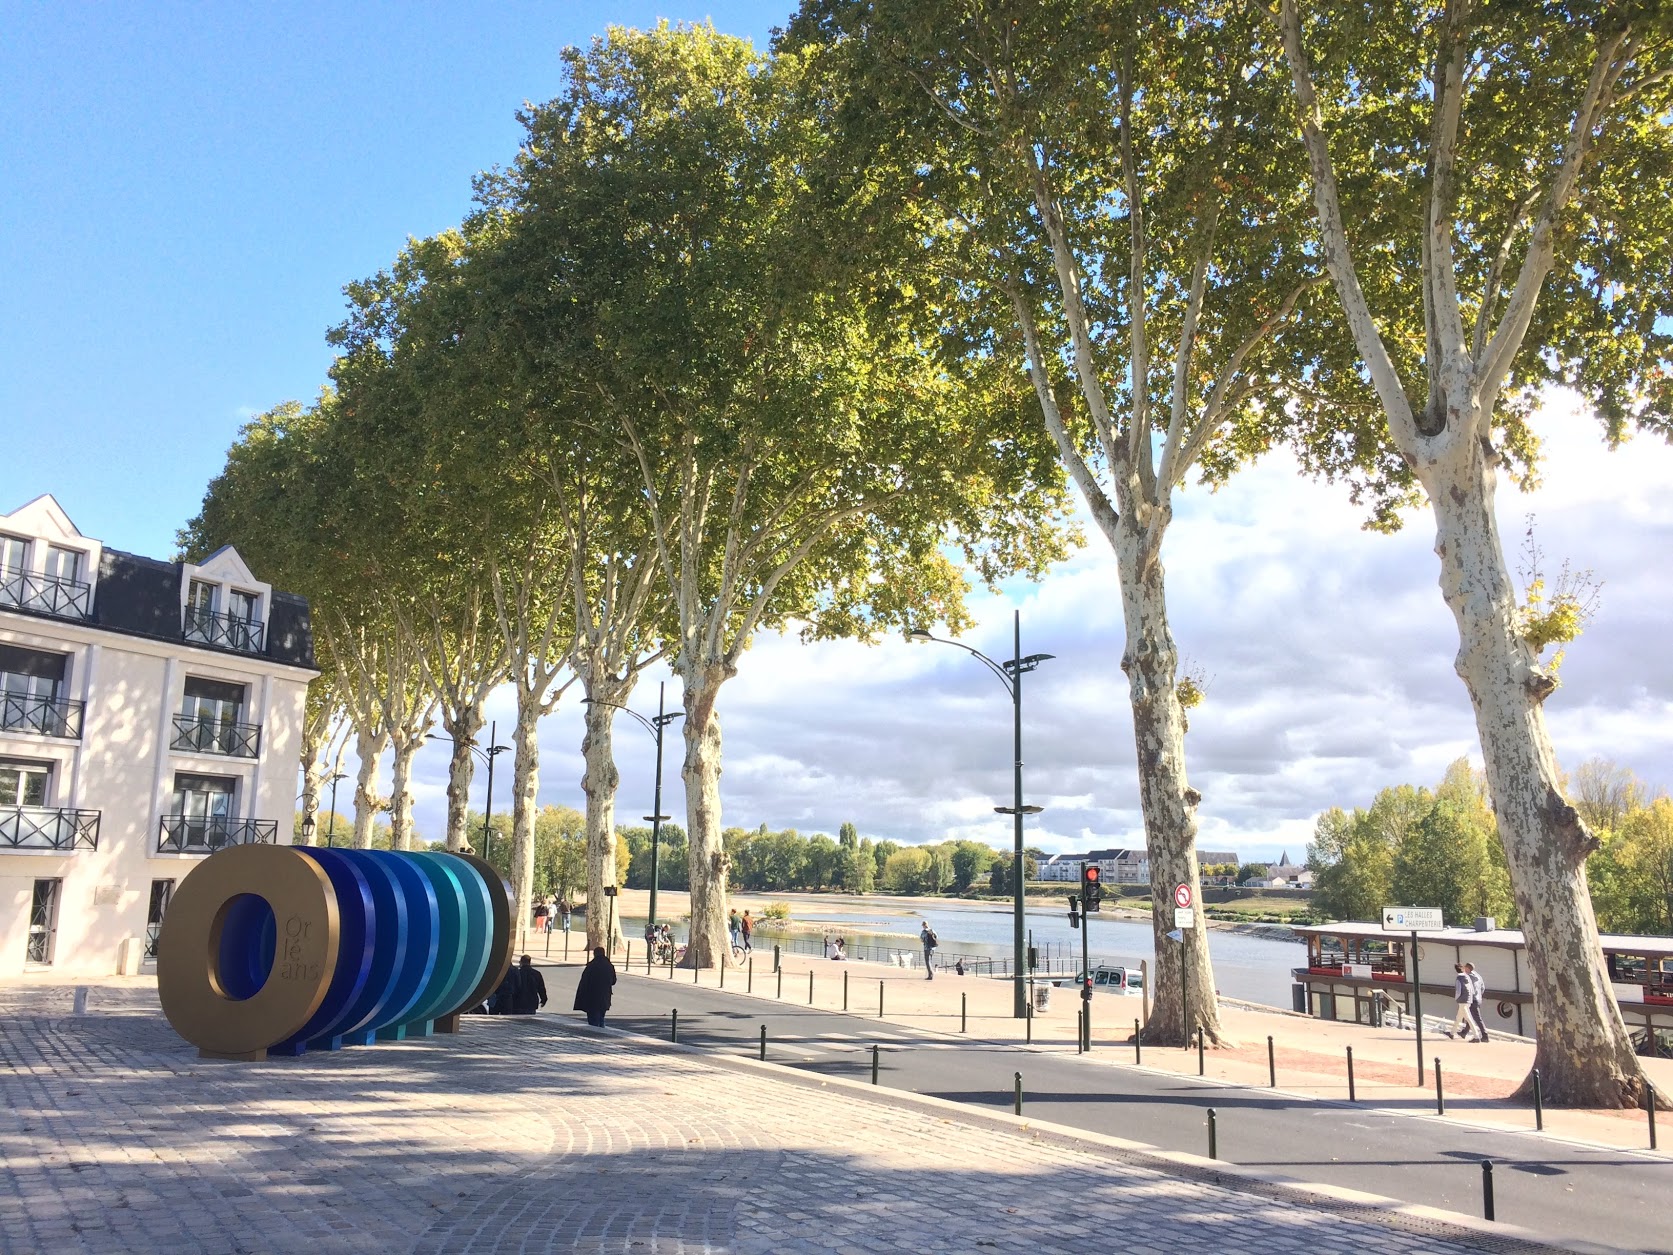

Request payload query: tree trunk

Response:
[1114,514,1225,1048]
[678,662,733,969]
[441,702,483,853]
[580,687,627,953]
[388,733,418,851]
[1422,421,1651,1107]
[351,725,388,849]
[509,689,542,955]
[299,720,328,847]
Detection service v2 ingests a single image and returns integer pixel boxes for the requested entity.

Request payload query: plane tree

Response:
[1275,0,1673,1105]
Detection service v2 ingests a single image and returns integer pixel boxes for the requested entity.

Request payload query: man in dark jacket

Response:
[509,955,548,1015]
[573,946,618,1027]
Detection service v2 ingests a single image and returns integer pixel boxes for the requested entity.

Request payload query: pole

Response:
[1435,1058,1445,1115]
[844,970,849,1011]
[1411,931,1425,1085]
[1080,890,1092,1051]
[1649,1082,1659,1151]
[872,1045,880,1085]
[1532,1069,1543,1131]
[1182,939,1191,1050]
[326,774,340,848]
[962,991,967,1034]
[483,721,497,861]
[759,1024,766,1061]
[1346,1046,1356,1101]
[670,1009,678,1043]
[1014,1071,1023,1116]
[1207,1108,1218,1160]
[1134,1018,1142,1065]
[1011,609,1026,1019]
[649,683,664,929]
[1481,1161,1496,1222]
[1267,1035,1276,1087]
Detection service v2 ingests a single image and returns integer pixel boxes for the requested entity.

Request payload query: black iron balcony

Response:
[170,713,261,758]
[183,607,265,654]
[157,814,277,855]
[1,807,100,851]
[0,568,92,619]
[0,692,84,739]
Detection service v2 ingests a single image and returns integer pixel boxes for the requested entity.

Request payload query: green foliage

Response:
[1587,796,1673,934]
[1309,759,1515,927]
[1235,863,1271,886]
[763,902,793,921]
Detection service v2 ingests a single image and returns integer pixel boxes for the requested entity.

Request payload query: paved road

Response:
[586,966,1672,1255]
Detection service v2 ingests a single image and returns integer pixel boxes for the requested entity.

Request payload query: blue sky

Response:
[7,6,1672,861]
[2,2,784,559]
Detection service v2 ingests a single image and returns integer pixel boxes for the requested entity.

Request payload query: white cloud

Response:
[389,391,1673,864]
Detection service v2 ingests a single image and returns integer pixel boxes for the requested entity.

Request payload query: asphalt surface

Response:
[563,963,1673,1255]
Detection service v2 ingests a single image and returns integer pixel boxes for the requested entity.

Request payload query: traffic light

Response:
[1068,894,1081,929]
[1081,863,1104,912]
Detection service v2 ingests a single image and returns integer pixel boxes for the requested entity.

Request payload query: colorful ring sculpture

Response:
[156,844,514,1060]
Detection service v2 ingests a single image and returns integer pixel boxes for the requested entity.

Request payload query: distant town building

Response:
[1038,846,1240,886]
[1,495,316,979]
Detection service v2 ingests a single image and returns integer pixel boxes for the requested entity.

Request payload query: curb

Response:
[531,1013,1646,1255]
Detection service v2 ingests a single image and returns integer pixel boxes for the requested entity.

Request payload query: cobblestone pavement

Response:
[0,982,1547,1254]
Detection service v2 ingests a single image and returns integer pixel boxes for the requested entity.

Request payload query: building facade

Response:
[1,495,315,979]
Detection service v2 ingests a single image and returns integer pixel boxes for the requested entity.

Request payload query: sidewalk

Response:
[559,936,1673,1154]
[0,979,1587,1254]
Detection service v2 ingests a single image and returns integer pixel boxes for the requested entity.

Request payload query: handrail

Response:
[0,807,100,851]
[170,713,261,758]
[156,814,278,854]
[0,568,92,619]
[0,692,84,739]
[182,607,265,654]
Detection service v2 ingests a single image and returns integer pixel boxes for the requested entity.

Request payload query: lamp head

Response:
[906,628,934,644]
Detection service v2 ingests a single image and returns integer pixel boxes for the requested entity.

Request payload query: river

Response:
[627,895,1307,1010]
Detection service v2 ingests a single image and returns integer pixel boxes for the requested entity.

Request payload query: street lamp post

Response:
[325,772,345,848]
[910,608,1053,1019]
[427,721,511,859]
[583,682,684,929]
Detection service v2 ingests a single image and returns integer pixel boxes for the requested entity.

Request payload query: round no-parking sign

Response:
[1174,883,1193,909]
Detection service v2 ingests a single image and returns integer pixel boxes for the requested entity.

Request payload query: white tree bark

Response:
[387,729,421,851]
[441,701,483,852]
[351,724,388,849]
[678,660,732,969]
[296,689,336,846]
[1111,508,1223,1046]
[1277,0,1654,1105]
[509,688,542,954]
[580,684,628,953]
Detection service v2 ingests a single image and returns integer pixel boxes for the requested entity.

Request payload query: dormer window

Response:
[182,580,265,655]
[0,533,91,620]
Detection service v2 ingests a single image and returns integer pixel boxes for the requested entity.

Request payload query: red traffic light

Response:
[1084,865,1100,882]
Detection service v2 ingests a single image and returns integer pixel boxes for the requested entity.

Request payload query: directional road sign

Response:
[1381,906,1443,932]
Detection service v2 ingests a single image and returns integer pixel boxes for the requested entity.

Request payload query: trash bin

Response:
[1032,984,1053,1012]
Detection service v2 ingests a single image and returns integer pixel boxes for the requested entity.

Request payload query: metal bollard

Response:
[809,970,814,1005]
[1026,1000,1033,1044]
[1481,1160,1496,1221]
[962,992,967,1034]
[1267,1035,1276,1088]
[872,1044,880,1085]
[565,932,570,960]
[1435,1058,1445,1115]
[844,970,849,1011]
[1134,1018,1142,1066]
[720,959,726,989]
[1532,1069,1543,1131]
[776,968,783,999]
[1347,1046,1356,1103]
[1197,1027,1205,1076]
[748,957,754,992]
[879,980,885,1019]
[694,956,700,984]
[624,940,630,967]
[774,943,781,972]
[671,1008,678,1043]
[1014,1071,1023,1116]
[1649,1083,1659,1150]
[669,956,675,980]
[759,1024,766,1061]
[1207,1108,1218,1160]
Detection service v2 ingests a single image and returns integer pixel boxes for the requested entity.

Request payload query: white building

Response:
[1,495,316,979]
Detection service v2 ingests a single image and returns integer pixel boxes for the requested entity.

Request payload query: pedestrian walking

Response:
[920,921,938,980]
[740,910,753,954]
[1464,962,1489,1042]
[729,909,742,956]
[573,946,618,1028]
[508,955,548,1015]
[1444,964,1472,1038]
[560,899,572,933]
[532,898,549,935]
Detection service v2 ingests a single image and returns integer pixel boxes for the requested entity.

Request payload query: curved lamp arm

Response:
[906,628,1015,695]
